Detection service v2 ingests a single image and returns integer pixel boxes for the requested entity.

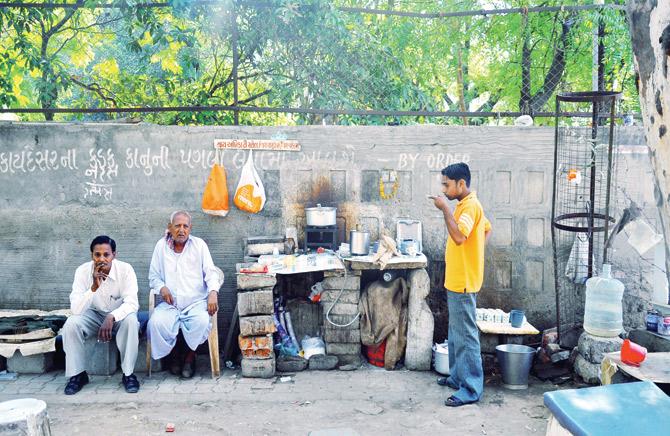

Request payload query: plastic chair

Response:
[146,267,222,379]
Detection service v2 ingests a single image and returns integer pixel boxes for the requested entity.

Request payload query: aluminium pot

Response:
[305,203,337,227]
[349,229,370,256]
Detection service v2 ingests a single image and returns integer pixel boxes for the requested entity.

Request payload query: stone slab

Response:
[321,276,360,291]
[239,315,276,337]
[241,356,275,378]
[238,290,274,316]
[347,259,427,271]
[326,342,361,356]
[7,351,54,374]
[308,354,339,370]
[404,268,433,371]
[336,354,363,367]
[577,332,623,364]
[322,326,361,343]
[323,269,361,277]
[276,355,308,372]
[237,274,277,291]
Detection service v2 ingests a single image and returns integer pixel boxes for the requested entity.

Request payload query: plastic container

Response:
[620,339,647,367]
[646,310,661,332]
[366,340,386,367]
[496,344,536,389]
[583,264,624,337]
[432,341,450,375]
[658,317,670,336]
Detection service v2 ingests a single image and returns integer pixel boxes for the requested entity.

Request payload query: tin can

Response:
[646,310,660,332]
[658,316,670,336]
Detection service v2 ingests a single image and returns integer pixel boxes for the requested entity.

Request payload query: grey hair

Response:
[170,210,192,225]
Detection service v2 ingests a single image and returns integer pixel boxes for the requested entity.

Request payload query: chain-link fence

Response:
[0,1,637,125]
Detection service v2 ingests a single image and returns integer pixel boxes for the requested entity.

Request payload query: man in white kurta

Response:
[147,210,222,378]
[61,235,140,395]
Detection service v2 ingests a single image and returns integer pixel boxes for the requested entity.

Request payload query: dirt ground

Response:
[1,361,570,435]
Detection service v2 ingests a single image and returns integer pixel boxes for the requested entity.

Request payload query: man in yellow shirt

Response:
[430,162,491,407]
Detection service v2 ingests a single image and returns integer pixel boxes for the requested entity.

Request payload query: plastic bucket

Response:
[433,342,450,375]
[621,339,647,367]
[495,344,536,389]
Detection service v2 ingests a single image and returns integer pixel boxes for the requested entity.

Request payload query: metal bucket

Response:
[495,344,536,390]
[432,341,450,375]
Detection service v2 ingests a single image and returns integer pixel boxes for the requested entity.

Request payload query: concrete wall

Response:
[0,123,652,340]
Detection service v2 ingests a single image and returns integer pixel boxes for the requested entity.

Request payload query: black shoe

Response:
[181,359,196,379]
[64,371,89,395]
[122,373,140,393]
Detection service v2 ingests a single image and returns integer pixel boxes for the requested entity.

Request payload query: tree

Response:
[627,0,670,287]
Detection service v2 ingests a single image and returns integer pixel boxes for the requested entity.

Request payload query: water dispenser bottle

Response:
[583,264,624,337]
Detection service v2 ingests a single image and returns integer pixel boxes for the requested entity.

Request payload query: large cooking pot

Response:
[305,204,337,227]
[349,229,370,256]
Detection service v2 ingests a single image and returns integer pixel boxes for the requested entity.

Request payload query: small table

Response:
[543,381,670,435]
[602,351,670,384]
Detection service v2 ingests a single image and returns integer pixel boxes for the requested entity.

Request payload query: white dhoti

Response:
[148,299,210,360]
[61,309,139,377]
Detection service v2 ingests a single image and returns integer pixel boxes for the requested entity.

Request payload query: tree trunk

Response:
[627,0,670,288]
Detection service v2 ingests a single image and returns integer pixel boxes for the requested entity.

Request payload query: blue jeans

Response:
[443,290,483,403]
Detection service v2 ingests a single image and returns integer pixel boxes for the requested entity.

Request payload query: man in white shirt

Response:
[147,210,222,378]
[61,235,140,395]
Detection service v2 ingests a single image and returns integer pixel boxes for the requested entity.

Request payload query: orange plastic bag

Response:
[202,161,229,217]
[233,150,266,213]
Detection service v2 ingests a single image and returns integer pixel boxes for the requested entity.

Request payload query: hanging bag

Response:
[202,149,230,216]
[233,150,266,213]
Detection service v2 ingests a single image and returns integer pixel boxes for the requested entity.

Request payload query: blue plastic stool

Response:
[543,381,670,436]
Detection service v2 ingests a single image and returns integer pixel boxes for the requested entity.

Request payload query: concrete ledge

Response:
[7,352,54,374]
[84,337,119,376]
[628,329,670,352]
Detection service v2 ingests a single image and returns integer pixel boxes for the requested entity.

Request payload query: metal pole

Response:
[592,0,604,91]
[231,1,239,125]
[552,97,562,343]
[603,95,618,264]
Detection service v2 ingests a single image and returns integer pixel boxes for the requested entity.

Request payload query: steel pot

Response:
[305,204,337,227]
[349,229,370,256]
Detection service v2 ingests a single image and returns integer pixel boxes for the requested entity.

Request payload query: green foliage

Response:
[0,0,639,125]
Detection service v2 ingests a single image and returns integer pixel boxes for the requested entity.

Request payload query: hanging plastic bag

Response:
[625,218,663,256]
[233,150,266,213]
[565,219,594,284]
[201,151,229,216]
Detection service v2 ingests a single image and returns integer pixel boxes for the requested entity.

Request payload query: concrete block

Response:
[321,276,360,290]
[276,355,308,372]
[84,337,119,375]
[238,290,274,316]
[479,333,500,354]
[308,354,339,370]
[241,356,275,378]
[320,289,360,304]
[323,315,360,329]
[628,329,670,352]
[239,315,276,336]
[324,269,361,278]
[322,302,360,316]
[7,352,54,374]
[237,273,277,291]
[577,332,623,364]
[134,337,162,373]
[574,354,601,385]
[326,342,361,355]
[322,326,361,343]
[239,334,274,359]
[404,268,433,371]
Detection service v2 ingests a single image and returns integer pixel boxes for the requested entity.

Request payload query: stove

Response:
[304,225,338,251]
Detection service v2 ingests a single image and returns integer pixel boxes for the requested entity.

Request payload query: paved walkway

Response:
[1,361,561,435]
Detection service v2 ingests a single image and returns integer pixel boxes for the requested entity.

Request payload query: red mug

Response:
[620,339,647,367]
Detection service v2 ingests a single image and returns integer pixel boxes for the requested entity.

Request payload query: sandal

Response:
[436,377,459,389]
[444,396,466,407]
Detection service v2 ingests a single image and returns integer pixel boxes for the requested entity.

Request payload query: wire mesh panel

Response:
[551,91,620,347]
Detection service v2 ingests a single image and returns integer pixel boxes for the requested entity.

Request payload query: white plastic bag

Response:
[625,218,663,256]
[301,336,326,360]
[233,150,266,213]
